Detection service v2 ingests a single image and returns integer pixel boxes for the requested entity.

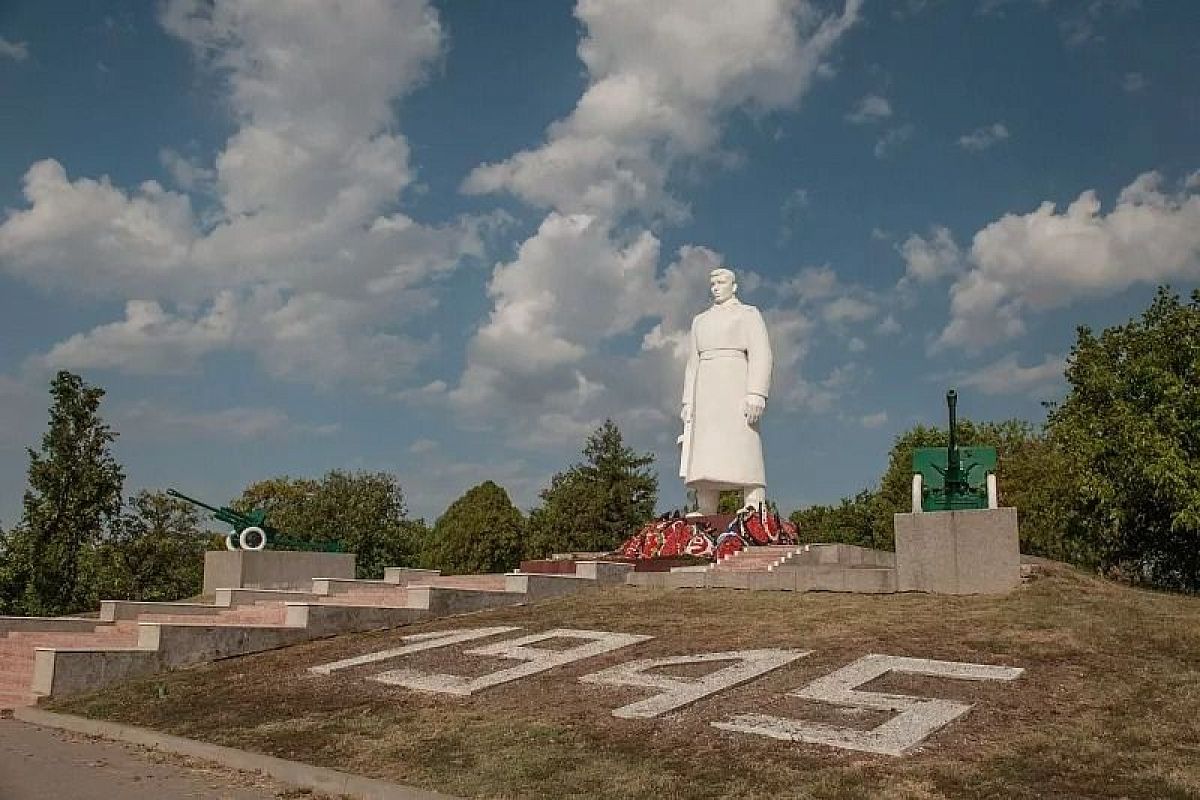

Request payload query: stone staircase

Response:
[768,543,897,593]
[627,542,899,593]
[711,545,806,572]
[0,626,141,708]
[0,562,633,710]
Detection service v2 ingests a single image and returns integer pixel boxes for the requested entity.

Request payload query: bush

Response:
[425,481,524,574]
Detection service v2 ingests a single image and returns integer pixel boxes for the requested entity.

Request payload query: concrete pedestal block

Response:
[383,567,441,585]
[575,561,635,583]
[894,508,1020,595]
[844,567,897,594]
[203,551,356,594]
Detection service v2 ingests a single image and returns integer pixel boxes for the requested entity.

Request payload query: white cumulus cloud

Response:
[859,411,888,428]
[845,93,892,124]
[450,0,863,444]
[954,352,1065,396]
[898,225,962,283]
[936,170,1200,351]
[462,0,862,220]
[118,400,338,440]
[957,122,1010,151]
[0,36,28,61]
[0,0,486,390]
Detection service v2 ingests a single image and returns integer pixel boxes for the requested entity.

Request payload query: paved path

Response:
[0,718,306,799]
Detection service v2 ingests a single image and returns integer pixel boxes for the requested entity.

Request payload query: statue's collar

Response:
[711,297,742,310]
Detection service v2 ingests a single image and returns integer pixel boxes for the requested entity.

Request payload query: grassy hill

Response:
[51,565,1200,799]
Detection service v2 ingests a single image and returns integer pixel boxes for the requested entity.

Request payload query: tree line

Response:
[792,287,1200,593]
[0,382,657,615]
[1,286,1197,614]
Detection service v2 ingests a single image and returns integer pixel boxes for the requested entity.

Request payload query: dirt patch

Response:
[51,564,1200,799]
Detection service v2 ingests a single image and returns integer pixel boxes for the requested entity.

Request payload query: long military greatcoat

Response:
[680,298,772,488]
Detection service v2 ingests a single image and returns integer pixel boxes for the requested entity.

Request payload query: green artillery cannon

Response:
[166,489,341,553]
[910,390,998,513]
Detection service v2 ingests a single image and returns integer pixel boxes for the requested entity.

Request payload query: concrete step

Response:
[429,575,508,591]
[0,673,35,690]
[0,654,36,671]
[1,626,145,702]
[134,603,288,626]
[773,564,898,593]
[1,629,140,649]
[0,690,37,708]
[317,588,410,608]
[776,543,896,569]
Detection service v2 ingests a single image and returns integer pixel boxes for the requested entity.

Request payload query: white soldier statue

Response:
[679,267,773,515]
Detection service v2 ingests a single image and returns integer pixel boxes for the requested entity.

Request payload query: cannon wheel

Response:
[986,473,999,509]
[224,531,239,551]
[911,474,923,513]
[239,526,267,551]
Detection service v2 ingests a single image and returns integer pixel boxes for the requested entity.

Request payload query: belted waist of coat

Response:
[698,348,747,361]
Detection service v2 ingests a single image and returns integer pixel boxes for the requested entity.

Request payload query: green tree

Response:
[0,372,125,615]
[0,523,19,614]
[94,490,209,602]
[1047,287,1200,591]
[425,481,524,574]
[232,476,321,545]
[789,489,876,547]
[526,420,657,557]
[232,470,422,579]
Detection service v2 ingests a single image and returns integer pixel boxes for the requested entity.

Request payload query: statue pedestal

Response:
[203,550,356,594]
[894,508,1020,595]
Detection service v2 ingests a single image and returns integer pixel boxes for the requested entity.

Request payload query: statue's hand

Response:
[744,394,766,425]
[681,403,693,424]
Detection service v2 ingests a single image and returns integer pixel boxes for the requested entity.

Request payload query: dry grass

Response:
[51,565,1200,799]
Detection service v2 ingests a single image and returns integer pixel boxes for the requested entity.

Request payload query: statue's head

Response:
[709,268,737,305]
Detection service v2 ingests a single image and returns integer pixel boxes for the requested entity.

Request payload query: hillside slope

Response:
[52,566,1200,800]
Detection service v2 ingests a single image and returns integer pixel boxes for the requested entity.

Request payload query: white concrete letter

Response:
[371,628,652,696]
[580,649,810,719]
[307,627,521,676]
[713,654,1024,756]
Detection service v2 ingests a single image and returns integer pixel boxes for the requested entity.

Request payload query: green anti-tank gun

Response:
[166,488,341,553]
[910,390,999,513]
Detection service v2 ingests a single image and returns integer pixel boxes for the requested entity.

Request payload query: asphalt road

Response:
[0,718,302,800]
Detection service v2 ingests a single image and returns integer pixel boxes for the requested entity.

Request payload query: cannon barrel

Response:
[167,488,259,528]
[167,488,224,516]
[945,389,964,492]
[946,390,958,466]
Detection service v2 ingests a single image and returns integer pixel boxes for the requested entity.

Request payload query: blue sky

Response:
[1,0,1197,526]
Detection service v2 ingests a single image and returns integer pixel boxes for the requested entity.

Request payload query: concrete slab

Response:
[203,550,356,594]
[894,508,1020,594]
[504,573,596,600]
[0,618,102,635]
[383,567,442,585]
[843,568,898,594]
[311,577,401,596]
[405,586,524,615]
[99,601,221,622]
[0,716,290,800]
[12,708,459,799]
[575,561,635,584]
[214,588,321,606]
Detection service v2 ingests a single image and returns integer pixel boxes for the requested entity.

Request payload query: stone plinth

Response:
[203,550,356,594]
[894,508,1020,595]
